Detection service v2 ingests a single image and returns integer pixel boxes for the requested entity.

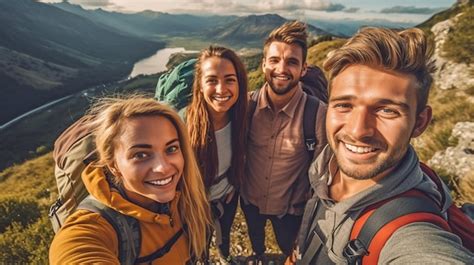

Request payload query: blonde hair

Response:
[89,95,212,259]
[263,20,308,63]
[324,27,436,113]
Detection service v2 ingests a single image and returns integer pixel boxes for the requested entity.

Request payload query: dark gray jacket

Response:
[298,145,474,264]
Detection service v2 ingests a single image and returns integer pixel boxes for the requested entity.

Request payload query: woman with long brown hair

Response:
[50,97,212,264]
[186,46,248,263]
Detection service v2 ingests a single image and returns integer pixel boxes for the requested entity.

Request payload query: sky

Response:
[42,0,456,23]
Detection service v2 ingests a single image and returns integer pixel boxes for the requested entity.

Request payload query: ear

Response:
[107,162,121,178]
[411,105,432,138]
[261,58,267,74]
[300,62,308,78]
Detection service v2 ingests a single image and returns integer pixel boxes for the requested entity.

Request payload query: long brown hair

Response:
[91,96,212,259]
[186,46,248,188]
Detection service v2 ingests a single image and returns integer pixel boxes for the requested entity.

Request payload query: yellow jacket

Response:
[49,165,190,264]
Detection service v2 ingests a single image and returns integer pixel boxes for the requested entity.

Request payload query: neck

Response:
[210,110,230,131]
[329,168,391,202]
[266,83,298,111]
[124,188,157,211]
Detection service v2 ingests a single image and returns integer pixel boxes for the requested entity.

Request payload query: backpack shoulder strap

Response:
[247,89,260,129]
[303,95,319,159]
[345,191,450,265]
[78,195,141,265]
[248,89,320,160]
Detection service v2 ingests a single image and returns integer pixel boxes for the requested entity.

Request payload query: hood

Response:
[81,164,180,225]
[309,145,452,215]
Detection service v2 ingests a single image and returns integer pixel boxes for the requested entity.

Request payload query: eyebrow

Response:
[330,96,410,111]
[127,139,180,150]
[204,74,237,78]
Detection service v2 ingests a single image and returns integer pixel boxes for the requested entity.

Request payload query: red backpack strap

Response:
[346,190,450,265]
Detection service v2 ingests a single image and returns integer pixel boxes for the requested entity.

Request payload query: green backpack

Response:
[155,58,197,111]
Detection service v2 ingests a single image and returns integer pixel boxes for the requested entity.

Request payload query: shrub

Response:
[0,196,41,233]
[0,215,54,263]
[442,6,474,64]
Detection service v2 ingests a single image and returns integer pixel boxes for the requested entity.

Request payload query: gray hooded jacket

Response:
[298,145,473,264]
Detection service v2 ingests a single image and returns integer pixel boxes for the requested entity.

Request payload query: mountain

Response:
[307,18,414,37]
[0,0,164,124]
[206,14,330,46]
[53,2,237,38]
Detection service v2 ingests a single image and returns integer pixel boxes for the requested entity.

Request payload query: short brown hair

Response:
[324,27,436,114]
[263,20,308,64]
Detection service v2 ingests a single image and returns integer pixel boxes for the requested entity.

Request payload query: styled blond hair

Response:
[263,20,308,63]
[90,95,212,259]
[324,27,436,113]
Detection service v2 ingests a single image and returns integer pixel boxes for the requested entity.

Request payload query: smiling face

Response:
[200,56,239,118]
[262,41,307,96]
[327,65,431,180]
[111,115,184,205]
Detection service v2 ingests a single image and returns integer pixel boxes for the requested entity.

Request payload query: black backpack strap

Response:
[135,227,185,263]
[249,89,320,160]
[303,95,319,159]
[344,194,443,265]
[78,195,141,265]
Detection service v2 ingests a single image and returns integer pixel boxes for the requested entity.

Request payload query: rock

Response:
[428,122,474,179]
[431,14,474,91]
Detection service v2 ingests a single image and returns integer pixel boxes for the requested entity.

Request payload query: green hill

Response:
[0,0,164,124]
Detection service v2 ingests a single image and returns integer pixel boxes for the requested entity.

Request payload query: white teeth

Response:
[344,143,376,154]
[147,176,173,186]
[213,95,231,102]
[275,76,290,81]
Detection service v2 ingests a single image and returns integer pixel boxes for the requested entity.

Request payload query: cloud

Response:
[169,0,348,14]
[343,7,359,13]
[69,0,114,8]
[325,3,345,12]
[380,6,444,14]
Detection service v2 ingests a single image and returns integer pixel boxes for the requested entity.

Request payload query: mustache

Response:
[336,134,385,149]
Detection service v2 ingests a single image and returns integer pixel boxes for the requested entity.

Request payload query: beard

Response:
[265,71,300,95]
[330,135,409,180]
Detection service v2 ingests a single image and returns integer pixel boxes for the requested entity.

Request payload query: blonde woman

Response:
[50,97,212,264]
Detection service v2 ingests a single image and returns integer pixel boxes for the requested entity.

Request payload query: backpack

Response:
[299,163,474,265]
[48,115,184,264]
[155,58,197,111]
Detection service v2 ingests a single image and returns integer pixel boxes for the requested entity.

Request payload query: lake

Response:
[128,47,194,78]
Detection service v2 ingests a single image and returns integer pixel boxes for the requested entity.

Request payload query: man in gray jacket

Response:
[296,27,473,264]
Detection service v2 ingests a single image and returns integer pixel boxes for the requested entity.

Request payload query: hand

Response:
[225,189,235,204]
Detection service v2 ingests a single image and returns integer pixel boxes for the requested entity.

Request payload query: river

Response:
[1,47,193,129]
[128,47,194,78]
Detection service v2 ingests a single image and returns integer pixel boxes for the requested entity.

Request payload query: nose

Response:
[346,108,375,140]
[152,155,172,174]
[215,80,225,93]
[273,60,287,74]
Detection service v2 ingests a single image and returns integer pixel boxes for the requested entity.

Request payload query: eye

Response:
[166,144,180,154]
[226,78,237,84]
[268,58,278,64]
[132,152,149,160]
[377,107,400,118]
[288,59,299,66]
[332,102,352,111]
[205,79,217,85]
